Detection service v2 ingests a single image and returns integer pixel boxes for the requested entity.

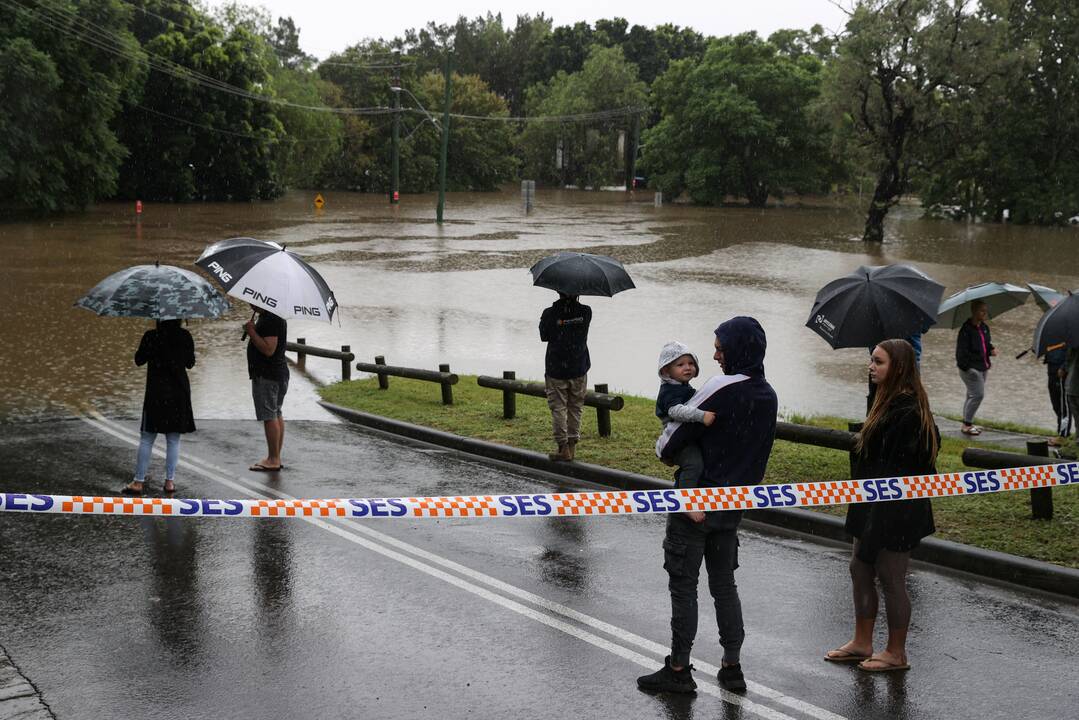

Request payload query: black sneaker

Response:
[637,656,697,694]
[718,663,746,693]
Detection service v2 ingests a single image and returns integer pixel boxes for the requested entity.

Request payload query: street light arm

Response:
[391,85,441,129]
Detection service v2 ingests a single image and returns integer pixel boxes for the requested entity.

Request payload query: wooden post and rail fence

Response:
[477,373,624,437]
[286,339,354,381]
[289,342,1064,519]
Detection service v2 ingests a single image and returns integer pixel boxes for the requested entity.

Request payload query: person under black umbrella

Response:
[538,293,591,462]
[530,252,634,461]
[805,264,944,413]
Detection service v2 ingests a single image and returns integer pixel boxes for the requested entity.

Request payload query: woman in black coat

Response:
[121,319,196,495]
[825,338,938,673]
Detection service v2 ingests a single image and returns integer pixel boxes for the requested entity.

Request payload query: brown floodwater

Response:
[2,189,1077,428]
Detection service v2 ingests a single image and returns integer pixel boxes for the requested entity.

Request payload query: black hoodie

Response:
[660,317,778,530]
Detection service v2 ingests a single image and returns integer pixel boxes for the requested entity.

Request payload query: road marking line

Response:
[80,411,846,720]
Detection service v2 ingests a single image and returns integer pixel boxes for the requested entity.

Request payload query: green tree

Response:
[824,0,1001,241]
[918,0,1077,224]
[114,17,286,201]
[641,33,832,206]
[414,71,517,191]
[0,0,143,213]
[520,45,647,188]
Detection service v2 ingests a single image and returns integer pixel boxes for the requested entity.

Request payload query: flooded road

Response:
[2,189,1077,426]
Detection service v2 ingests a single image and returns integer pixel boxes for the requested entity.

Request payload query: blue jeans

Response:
[134,431,180,482]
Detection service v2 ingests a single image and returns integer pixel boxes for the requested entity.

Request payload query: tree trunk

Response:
[862,162,902,242]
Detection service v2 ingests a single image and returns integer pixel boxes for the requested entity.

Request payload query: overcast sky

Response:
[203,1,851,59]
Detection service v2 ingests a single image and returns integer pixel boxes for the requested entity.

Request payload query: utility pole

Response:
[436,52,453,224]
[390,50,401,204]
[626,112,640,191]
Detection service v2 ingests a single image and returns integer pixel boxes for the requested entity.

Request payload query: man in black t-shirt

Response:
[245,306,289,472]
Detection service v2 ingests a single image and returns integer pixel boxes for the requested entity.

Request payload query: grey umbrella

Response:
[75,263,230,320]
[936,281,1030,329]
[529,252,635,297]
[1032,292,1079,357]
[1027,283,1066,312]
[805,264,945,349]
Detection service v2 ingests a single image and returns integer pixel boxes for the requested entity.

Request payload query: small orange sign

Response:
[314,193,325,209]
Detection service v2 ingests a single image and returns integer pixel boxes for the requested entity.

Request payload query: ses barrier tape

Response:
[1,462,1078,520]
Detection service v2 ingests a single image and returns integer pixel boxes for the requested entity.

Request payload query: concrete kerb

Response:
[318,401,1079,601]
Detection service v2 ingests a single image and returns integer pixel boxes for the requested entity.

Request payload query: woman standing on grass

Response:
[825,339,938,672]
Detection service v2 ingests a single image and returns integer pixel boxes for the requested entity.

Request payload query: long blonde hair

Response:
[855,339,938,460]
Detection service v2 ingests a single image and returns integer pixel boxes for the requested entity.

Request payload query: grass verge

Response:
[320,375,1079,568]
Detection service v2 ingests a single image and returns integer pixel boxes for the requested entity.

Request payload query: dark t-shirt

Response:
[539,299,591,379]
[247,313,289,382]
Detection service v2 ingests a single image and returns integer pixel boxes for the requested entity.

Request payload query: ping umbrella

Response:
[75,263,229,319]
[1027,283,1066,313]
[1032,292,1079,358]
[936,282,1030,329]
[529,252,635,297]
[805,264,945,349]
[195,237,338,322]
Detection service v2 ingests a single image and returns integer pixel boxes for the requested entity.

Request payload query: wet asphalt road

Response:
[1,417,1077,720]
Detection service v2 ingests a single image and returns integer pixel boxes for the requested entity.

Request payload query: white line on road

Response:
[80,411,846,720]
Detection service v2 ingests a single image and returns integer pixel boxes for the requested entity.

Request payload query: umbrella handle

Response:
[241,310,255,341]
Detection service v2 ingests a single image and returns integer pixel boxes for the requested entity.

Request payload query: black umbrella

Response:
[529,252,635,297]
[806,264,945,349]
[1032,292,1079,357]
[75,263,229,320]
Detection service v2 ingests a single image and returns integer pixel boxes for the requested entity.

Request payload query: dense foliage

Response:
[642,32,833,206]
[2,0,1078,231]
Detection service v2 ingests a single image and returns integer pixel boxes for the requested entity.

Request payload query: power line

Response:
[7,0,647,126]
[116,0,408,70]
[132,104,342,143]
[404,106,648,123]
[2,0,395,116]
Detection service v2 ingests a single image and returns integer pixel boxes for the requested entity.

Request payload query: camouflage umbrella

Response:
[75,263,230,320]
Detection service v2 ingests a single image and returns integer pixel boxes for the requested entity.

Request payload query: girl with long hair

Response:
[825,339,938,672]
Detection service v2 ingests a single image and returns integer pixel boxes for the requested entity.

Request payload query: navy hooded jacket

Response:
[659,317,778,530]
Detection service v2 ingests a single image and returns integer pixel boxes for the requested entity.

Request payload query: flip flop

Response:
[163,480,176,493]
[858,657,910,672]
[249,463,282,472]
[120,483,143,496]
[824,648,871,663]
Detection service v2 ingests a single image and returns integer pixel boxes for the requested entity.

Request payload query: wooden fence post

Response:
[503,371,516,419]
[1027,439,1054,520]
[848,422,863,479]
[374,355,389,389]
[594,383,611,437]
[296,338,306,370]
[340,345,351,382]
[439,363,453,405]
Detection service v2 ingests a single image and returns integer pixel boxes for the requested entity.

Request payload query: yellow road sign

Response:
[314,193,325,209]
